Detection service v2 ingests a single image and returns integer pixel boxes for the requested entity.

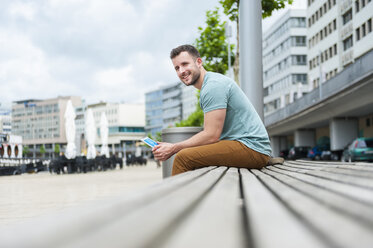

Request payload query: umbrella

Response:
[100,112,110,158]
[86,108,96,159]
[64,100,76,159]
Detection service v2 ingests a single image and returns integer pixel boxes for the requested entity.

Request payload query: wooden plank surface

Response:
[267,166,373,205]
[0,166,217,248]
[252,169,373,248]
[263,167,373,227]
[275,164,373,189]
[159,167,246,248]
[63,167,226,248]
[240,169,327,248]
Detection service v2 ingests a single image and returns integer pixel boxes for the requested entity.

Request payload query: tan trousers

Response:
[172,140,270,176]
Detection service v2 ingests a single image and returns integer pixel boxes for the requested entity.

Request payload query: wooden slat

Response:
[275,164,373,188]
[252,169,373,248]
[279,163,373,178]
[0,166,217,248]
[62,167,227,248]
[262,167,373,227]
[287,160,373,172]
[159,167,246,248]
[240,169,327,248]
[267,166,373,205]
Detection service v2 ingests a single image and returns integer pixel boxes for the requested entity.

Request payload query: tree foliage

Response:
[54,144,60,154]
[39,145,46,156]
[23,145,29,156]
[219,0,293,82]
[195,8,234,75]
[175,0,292,128]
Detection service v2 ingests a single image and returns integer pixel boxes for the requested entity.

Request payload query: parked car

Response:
[288,146,311,160]
[279,149,289,159]
[341,137,373,162]
[307,145,330,160]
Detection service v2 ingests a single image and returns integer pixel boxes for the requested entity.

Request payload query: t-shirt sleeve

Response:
[201,82,228,113]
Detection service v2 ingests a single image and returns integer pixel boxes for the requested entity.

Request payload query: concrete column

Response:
[271,136,288,157]
[330,118,358,151]
[239,0,264,120]
[294,129,315,147]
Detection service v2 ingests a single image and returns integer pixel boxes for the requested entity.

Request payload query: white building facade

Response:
[307,0,373,89]
[87,102,145,156]
[263,9,308,116]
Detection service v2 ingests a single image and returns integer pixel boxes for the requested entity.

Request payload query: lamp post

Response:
[225,23,232,78]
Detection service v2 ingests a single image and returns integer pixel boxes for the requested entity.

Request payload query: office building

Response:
[307,0,373,89]
[263,9,308,116]
[11,96,82,157]
[145,83,198,137]
[87,102,145,155]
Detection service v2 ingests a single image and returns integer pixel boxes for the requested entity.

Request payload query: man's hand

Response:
[152,142,177,161]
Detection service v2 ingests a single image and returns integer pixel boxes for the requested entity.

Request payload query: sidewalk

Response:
[0,160,162,226]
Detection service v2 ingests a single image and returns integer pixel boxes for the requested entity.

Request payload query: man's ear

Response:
[196,57,203,67]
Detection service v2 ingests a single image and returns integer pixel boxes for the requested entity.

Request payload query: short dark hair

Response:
[170,44,200,59]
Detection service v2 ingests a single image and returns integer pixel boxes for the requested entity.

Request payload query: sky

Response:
[0,0,306,109]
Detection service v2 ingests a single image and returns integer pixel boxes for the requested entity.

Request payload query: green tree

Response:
[219,0,293,83]
[39,145,46,157]
[195,8,234,75]
[23,145,29,157]
[54,144,60,154]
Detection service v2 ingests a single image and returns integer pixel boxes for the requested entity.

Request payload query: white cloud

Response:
[0,0,221,108]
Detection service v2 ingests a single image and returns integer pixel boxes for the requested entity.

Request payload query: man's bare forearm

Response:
[173,130,220,153]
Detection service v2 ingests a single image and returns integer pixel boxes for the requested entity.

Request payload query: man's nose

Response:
[179,67,185,74]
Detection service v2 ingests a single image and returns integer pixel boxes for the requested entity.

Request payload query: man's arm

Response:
[152,108,226,161]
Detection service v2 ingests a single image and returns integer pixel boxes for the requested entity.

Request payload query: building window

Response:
[333,19,337,30]
[362,23,366,37]
[329,47,333,57]
[342,9,353,25]
[362,0,366,7]
[368,19,372,33]
[334,44,337,55]
[343,36,353,51]
[356,28,361,41]
[355,0,360,12]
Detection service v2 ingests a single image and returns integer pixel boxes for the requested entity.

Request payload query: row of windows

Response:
[263,17,306,49]
[264,55,307,81]
[356,18,373,41]
[265,74,307,97]
[108,126,145,134]
[308,0,337,28]
[263,36,306,64]
[309,44,337,70]
[355,0,372,13]
[312,68,338,88]
[308,19,337,48]
[12,104,60,117]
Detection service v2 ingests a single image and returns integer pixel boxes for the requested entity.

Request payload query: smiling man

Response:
[152,44,274,175]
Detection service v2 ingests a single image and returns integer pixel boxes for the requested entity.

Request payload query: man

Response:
[153,44,278,176]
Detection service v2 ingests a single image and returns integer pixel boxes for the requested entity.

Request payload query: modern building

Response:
[0,106,11,134]
[145,83,198,137]
[262,9,308,116]
[307,0,373,89]
[87,102,145,156]
[11,96,82,157]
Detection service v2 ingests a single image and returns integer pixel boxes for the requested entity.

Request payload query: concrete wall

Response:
[330,118,358,150]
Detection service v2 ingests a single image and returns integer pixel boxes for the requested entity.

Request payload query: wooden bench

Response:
[1,160,373,247]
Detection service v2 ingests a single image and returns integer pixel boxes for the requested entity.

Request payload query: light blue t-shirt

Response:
[200,72,272,156]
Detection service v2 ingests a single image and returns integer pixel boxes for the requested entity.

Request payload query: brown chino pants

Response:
[172,140,270,176]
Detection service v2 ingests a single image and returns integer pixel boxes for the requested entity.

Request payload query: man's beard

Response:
[184,70,200,86]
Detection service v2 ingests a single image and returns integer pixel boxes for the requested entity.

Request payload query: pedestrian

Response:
[153,44,282,176]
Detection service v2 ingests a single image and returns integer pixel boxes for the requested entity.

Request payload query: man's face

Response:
[171,51,202,86]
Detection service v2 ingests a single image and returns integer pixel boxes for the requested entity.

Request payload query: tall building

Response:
[11,96,82,157]
[87,102,145,155]
[263,9,308,116]
[307,0,373,89]
[145,83,198,137]
[0,106,11,134]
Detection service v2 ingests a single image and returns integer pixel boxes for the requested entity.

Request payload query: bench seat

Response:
[1,161,373,248]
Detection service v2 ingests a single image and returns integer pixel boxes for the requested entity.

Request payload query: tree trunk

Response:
[234,15,240,85]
